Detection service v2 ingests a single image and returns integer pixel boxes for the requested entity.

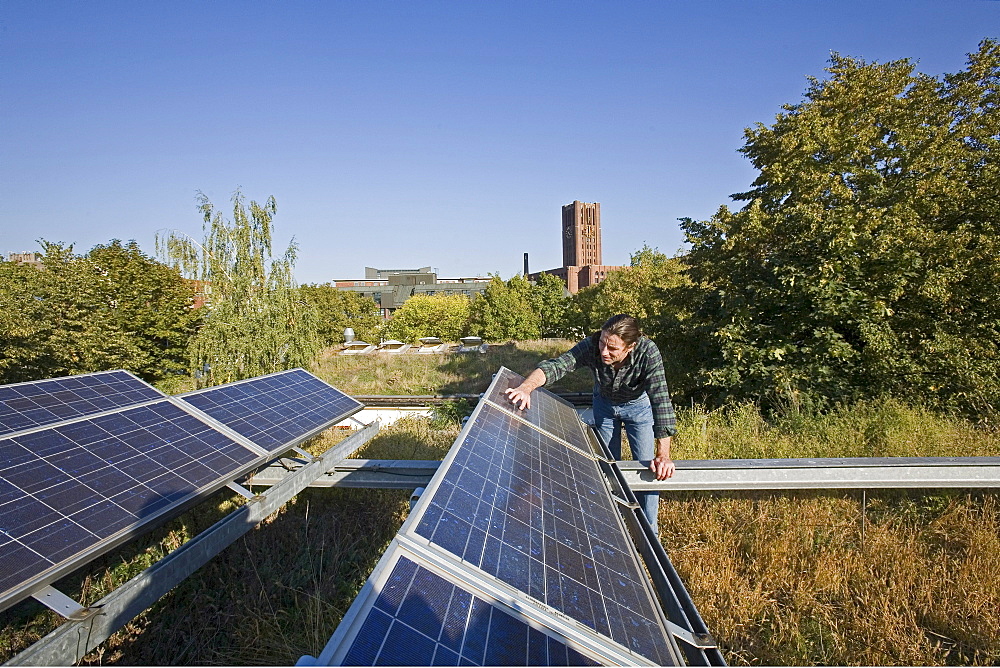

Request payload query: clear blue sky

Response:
[2,1,997,284]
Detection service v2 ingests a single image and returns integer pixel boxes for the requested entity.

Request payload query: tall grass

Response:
[311,340,593,396]
[660,399,1000,665]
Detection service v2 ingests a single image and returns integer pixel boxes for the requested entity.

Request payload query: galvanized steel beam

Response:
[619,456,1000,491]
[247,456,1000,493]
[248,458,440,489]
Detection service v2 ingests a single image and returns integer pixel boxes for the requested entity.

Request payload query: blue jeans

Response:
[592,391,660,532]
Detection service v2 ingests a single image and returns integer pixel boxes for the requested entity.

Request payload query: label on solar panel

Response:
[0,370,165,438]
[310,367,681,666]
[0,398,264,612]
[180,369,363,454]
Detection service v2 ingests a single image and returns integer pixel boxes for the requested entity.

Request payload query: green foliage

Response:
[0,240,196,384]
[300,283,383,345]
[157,189,320,386]
[529,272,574,338]
[675,40,1000,417]
[568,245,689,340]
[467,274,540,341]
[429,398,474,428]
[385,293,471,343]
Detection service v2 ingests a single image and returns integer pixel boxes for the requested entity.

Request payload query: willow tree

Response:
[157,189,320,386]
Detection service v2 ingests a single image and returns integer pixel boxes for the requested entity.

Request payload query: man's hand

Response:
[649,436,675,480]
[504,384,533,411]
[649,455,675,481]
[503,368,547,411]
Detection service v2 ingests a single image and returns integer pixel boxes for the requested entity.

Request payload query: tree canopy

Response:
[300,283,383,346]
[0,240,196,385]
[385,293,471,343]
[467,274,540,341]
[676,39,1000,416]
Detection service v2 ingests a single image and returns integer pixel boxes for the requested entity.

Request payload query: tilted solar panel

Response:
[410,402,676,665]
[484,367,595,455]
[0,398,263,613]
[308,368,681,666]
[180,369,363,454]
[0,370,165,437]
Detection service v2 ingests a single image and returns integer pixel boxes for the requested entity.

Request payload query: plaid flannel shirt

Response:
[537,335,677,438]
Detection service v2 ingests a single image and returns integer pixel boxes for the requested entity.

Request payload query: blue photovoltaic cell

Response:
[0,371,165,437]
[411,402,673,665]
[341,555,599,666]
[485,368,594,454]
[181,369,362,453]
[0,399,262,611]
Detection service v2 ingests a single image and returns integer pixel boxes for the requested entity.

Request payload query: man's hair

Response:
[600,314,642,346]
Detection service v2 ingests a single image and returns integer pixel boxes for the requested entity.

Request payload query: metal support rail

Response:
[248,456,1000,492]
[6,423,380,668]
[618,456,1000,492]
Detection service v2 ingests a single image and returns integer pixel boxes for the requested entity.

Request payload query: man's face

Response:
[599,332,635,366]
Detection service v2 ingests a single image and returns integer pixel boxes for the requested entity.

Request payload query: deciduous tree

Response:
[681,40,1000,416]
[467,275,539,341]
[300,283,383,346]
[385,293,471,343]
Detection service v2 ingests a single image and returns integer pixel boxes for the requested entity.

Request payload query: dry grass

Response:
[659,491,1000,666]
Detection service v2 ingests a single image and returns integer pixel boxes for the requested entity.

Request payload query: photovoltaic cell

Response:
[0,371,165,437]
[180,369,363,454]
[410,402,674,665]
[338,554,600,666]
[485,368,594,455]
[0,399,262,612]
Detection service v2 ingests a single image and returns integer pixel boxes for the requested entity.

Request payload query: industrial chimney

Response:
[523,253,529,276]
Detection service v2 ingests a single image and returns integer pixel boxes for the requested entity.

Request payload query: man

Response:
[505,313,676,532]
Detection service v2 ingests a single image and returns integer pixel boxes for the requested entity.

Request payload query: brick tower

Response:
[562,201,601,267]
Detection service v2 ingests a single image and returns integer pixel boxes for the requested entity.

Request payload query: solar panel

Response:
[180,369,363,454]
[329,552,603,666]
[485,367,595,456]
[0,398,263,613]
[310,367,682,666]
[0,370,165,437]
[410,402,676,665]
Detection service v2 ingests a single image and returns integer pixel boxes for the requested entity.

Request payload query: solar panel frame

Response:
[0,396,270,613]
[178,368,364,455]
[0,370,166,438]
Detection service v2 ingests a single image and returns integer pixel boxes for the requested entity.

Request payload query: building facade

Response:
[6,252,43,270]
[335,267,491,318]
[562,201,602,267]
[530,201,623,294]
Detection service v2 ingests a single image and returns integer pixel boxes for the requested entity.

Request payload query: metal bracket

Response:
[291,446,316,461]
[349,415,371,428]
[665,620,718,649]
[227,481,256,500]
[31,585,99,621]
[611,494,640,510]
